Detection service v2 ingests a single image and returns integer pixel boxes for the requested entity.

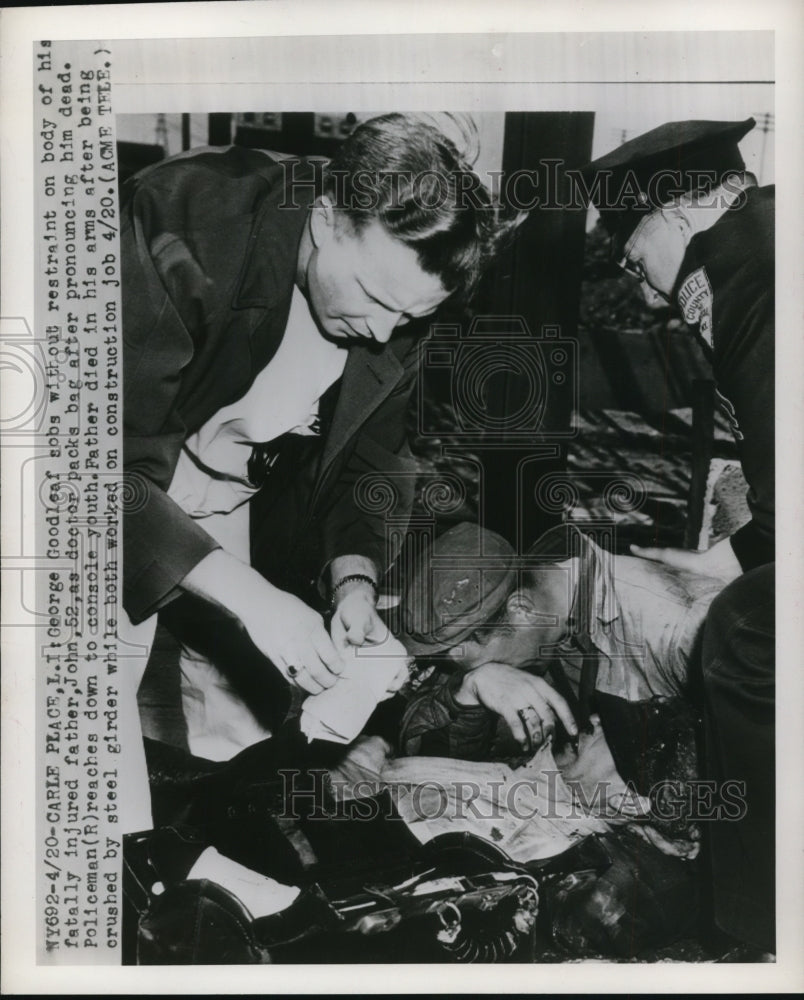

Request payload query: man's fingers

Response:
[285,662,326,695]
[509,701,554,750]
[312,629,345,675]
[299,653,337,690]
[346,622,367,646]
[635,824,700,859]
[522,707,549,747]
[347,608,388,646]
[503,705,529,746]
[650,829,697,857]
[534,682,577,737]
[297,675,325,695]
[329,615,349,652]
[364,613,389,644]
[296,636,341,689]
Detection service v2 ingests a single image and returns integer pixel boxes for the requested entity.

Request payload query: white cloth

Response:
[187,847,300,918]
[300,635,411,744]
[381,743,610,862]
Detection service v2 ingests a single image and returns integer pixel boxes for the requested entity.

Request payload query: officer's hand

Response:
[244,584,345,694]
[630,535,741,582]
[330,581,388,650]
[456,662,577,752]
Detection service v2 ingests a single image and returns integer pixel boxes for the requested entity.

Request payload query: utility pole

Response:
[753,111,774,183]
[155,113,168,154]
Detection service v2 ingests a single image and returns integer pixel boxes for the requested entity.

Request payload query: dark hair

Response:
[324,113,520,304]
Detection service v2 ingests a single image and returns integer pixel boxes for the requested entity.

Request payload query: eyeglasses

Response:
[616,256,647,282]
[614,209,658,283]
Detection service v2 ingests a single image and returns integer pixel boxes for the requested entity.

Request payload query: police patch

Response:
[676,266,714,349]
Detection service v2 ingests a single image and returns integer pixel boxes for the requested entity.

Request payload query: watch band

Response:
[330,573,378,610]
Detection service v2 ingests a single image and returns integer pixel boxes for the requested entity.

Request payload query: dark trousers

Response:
[701,562,775,952]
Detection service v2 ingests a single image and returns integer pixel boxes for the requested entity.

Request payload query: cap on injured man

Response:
[401,521,585,656]
[402,522,516,656]
[581,118,756,256]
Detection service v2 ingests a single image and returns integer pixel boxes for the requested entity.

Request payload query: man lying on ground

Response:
[399,522,720,776]
[389,521,728,955]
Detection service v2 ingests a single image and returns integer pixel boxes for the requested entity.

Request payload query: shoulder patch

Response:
[676,266,714,349]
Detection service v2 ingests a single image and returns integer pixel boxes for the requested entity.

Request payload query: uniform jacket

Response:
[122,146,420,623]
[673,184,775,571]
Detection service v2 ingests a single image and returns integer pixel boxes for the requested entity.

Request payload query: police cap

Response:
[581,117,755,255]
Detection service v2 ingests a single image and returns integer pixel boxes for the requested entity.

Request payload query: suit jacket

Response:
[122,146,420,623]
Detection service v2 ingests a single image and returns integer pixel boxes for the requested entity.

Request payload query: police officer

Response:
[582,119,775,954]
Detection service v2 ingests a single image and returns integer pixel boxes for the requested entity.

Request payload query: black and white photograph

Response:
[116,103,776,967]
[1,3,803,994]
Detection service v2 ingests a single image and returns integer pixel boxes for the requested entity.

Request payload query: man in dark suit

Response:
[122,114,512,764]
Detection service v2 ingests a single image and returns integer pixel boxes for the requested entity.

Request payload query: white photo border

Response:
[2,1,802,994]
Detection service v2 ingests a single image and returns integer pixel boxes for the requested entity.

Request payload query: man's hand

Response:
[181,549,345,695]
[627,822,701,860]
[330,582,388,650]
[242,585,347,694]
[455,662,577,751]
[328,555,387,651]
[630,535,742,582]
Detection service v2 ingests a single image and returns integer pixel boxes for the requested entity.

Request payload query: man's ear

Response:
[505,590,539,623]
[663,205,693,243]
[309,196,336,249]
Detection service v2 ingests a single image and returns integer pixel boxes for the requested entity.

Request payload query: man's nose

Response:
[640,281,669,311]
[368,314,400,343]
